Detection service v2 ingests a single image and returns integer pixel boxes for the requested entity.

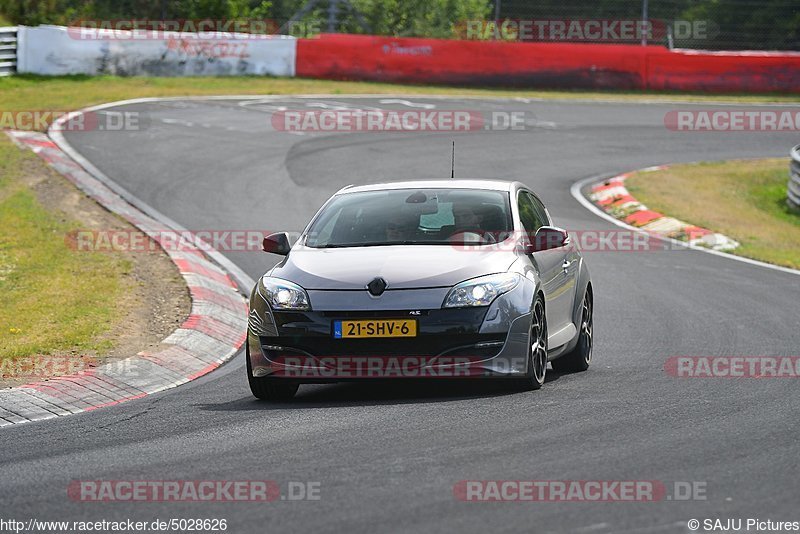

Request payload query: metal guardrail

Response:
[0,26,17,77]
[789,145,800,211]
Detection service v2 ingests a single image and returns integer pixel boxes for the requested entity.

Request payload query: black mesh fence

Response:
[492,0,800,50]
[285,0,800,50]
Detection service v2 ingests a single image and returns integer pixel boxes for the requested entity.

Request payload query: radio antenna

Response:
[450,141,455,178]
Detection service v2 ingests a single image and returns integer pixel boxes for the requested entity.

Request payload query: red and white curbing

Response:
[589,166,740,252]
[0,130,247,426]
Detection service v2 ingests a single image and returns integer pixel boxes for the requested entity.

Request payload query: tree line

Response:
[1,0,797,50]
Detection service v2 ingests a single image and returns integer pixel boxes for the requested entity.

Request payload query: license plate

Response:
[333,319,417,338]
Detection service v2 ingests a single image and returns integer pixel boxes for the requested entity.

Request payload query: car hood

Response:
[269,245,517,290]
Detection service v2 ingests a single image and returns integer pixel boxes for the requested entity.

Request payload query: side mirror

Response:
[524,226,570,253]
[262,232,292,255]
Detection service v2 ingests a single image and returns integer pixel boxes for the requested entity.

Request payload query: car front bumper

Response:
[247,278,535,382]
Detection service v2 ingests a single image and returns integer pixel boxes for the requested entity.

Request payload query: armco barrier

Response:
[10,26,800,91]
[789,145,800,210]
[296,34,800,93]
[16,25,296,77]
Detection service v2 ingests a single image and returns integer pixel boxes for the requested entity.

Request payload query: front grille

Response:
[261,333,507,358]
[263,307,506,358]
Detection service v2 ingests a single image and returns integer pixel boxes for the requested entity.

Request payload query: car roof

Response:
[335,179,520,195]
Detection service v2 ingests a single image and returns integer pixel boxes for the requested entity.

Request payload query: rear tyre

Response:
[551,289,593,373]
[514,295,547,391]
[246,344,299,401]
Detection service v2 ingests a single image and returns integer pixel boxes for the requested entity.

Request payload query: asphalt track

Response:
[2,96,800,533]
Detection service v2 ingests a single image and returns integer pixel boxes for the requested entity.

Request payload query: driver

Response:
[450,203,501,244]
[385,212,417,242]
[453,204,484,231]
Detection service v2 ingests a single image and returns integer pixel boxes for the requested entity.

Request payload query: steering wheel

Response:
[448,228,497,244]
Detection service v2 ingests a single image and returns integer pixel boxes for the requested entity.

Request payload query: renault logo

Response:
[366,277,388,296]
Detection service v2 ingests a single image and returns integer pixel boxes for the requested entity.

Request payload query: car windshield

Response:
[305,188,513,248]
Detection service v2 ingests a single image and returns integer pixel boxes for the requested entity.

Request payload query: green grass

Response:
[626,159,800,269]
[0,136,130,360]
[0,74,798,131]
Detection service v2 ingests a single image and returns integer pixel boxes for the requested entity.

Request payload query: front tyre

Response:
[246,343,299,401]
[552,289,593,373]
[515,295,547,391]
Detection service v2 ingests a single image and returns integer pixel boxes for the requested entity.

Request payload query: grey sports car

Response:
[247,180,593,400]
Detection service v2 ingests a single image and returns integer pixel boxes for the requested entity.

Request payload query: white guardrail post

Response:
[789,145,800,211]
[0,26,17,76]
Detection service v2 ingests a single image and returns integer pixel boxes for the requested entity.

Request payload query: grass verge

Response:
[626,159,800,269]
[0,135,130,360]
[0,74,799,131]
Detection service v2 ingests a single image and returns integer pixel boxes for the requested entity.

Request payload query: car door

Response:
[536,195,580,329]
[518,190,574,343]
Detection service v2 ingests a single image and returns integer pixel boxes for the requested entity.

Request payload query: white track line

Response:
[50,95,800,285]
[48,98,256,291]
[570,172,800,277]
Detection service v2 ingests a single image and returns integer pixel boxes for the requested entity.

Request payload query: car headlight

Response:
[442,273,520,308]
[258,276,311,311]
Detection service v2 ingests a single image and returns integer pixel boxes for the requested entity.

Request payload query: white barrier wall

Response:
[16,25,296,76]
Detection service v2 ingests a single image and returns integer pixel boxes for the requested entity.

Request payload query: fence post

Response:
[789,145,800,211]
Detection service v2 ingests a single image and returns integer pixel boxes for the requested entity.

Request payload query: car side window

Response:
[517,191,547,233]
[528,193,550,227]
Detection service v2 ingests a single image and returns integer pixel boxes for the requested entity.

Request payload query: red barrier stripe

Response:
[592,182,625,194]
[182,315,246,346]
[625,210,663,226]
[188,285,247,313]
[606,194,637,207]
[296,34,800,93]
[298,34,648,89]
[85,393,148,412]
[647,49,800,93]
[187,362,221,381]
[140,345,208,375]
[683,226,713,239]
[174,259,233,287]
